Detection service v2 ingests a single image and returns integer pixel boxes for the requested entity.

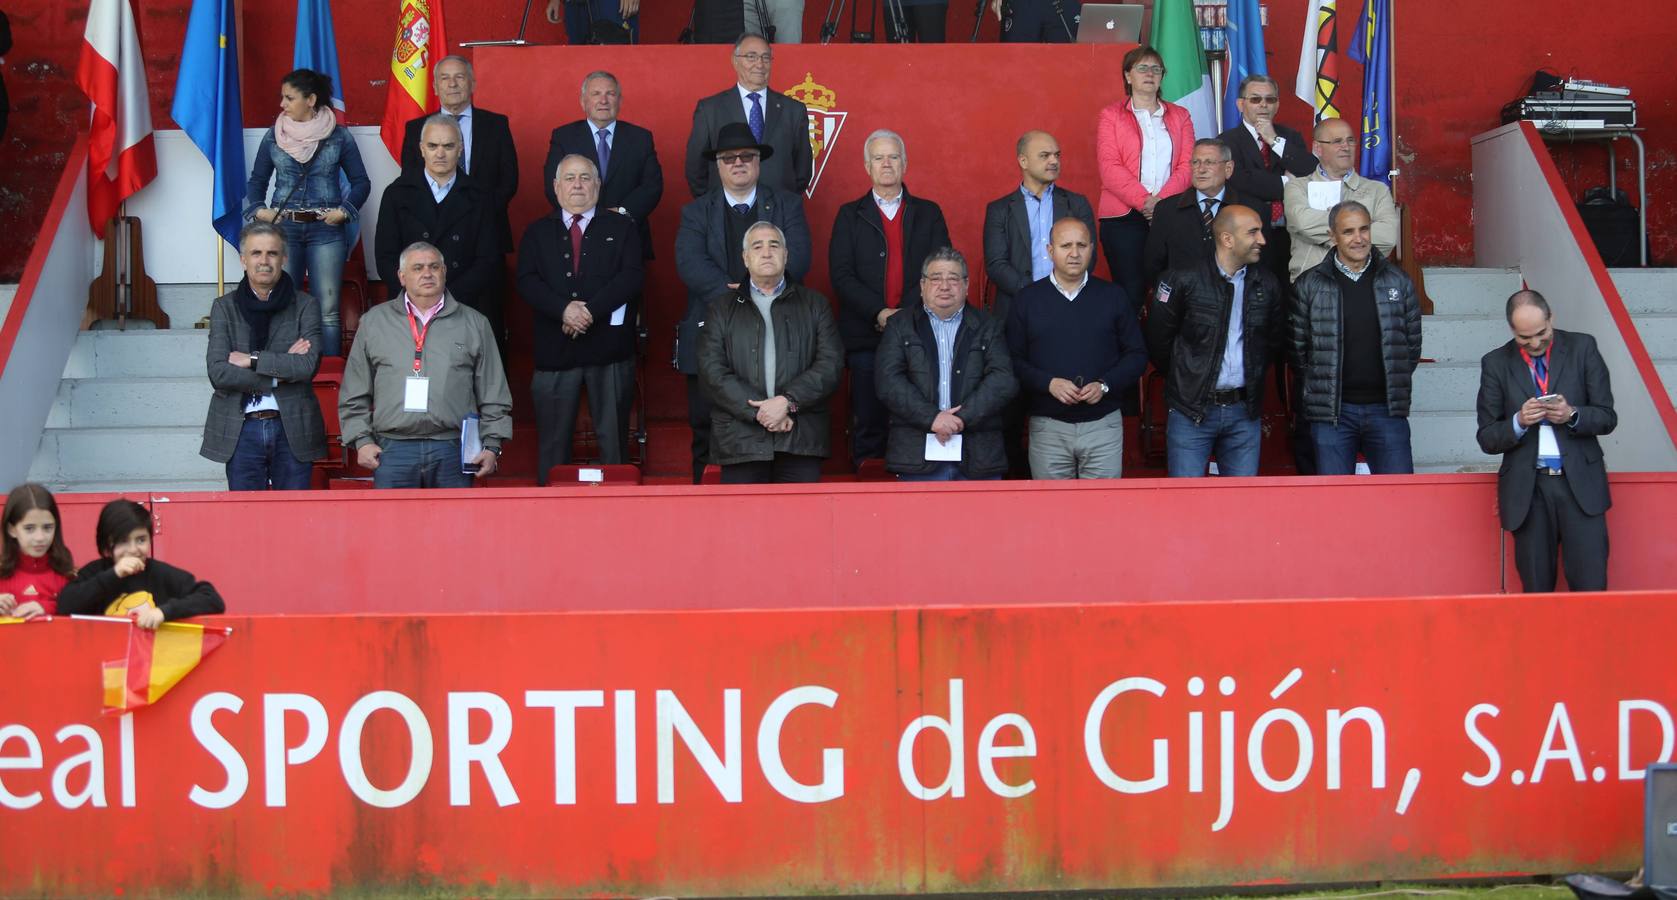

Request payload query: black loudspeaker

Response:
[1578,187,1646,268]
[1647,763,1677,892]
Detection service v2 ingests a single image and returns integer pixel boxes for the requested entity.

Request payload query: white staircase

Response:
[1608,269,1677,407]
[1409,267,1524,473]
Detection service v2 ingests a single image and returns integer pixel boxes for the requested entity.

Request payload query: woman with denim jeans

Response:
[245,68,371,357]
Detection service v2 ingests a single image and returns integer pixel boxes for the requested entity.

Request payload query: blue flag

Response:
[294,0,346,112]
[1349,0,1393,185]
[170,0,245,248]
[1221,0,1267,132]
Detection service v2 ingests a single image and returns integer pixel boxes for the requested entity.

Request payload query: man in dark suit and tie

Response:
[1476,290,1617,592]
[674,122,813,482]
[519,155,645,483]
[1142,137,1261,286]
[542,70,664,260]
[375,116,502,319]
[1216,75,1314,286]
[684,33,813,198]
[400,55,519,349]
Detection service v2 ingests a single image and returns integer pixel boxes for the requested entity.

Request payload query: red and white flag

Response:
[77,0,157,237]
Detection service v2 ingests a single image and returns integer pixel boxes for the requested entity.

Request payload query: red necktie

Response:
[1259,139,1285,226]
[569,215,583,275]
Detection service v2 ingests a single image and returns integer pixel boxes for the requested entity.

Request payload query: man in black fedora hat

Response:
[674,121,813,482]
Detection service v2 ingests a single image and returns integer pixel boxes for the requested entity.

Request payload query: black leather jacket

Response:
[1290,249,1423,423]
[1145,256,1286,422]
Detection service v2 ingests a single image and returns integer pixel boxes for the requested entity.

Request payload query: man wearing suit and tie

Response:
[674,122,813,482]
[1217,75,1314,285]
[519,155,645,483]
[400,56,519,356]
[982,131,1097,326]
[1142,138,1261,286]
[375,116,501,320]
[1476,290,1617,592]
[684,33,813,198]
[542,70,664,261]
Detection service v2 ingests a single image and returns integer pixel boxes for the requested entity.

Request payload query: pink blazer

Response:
[1095,98,1195,219]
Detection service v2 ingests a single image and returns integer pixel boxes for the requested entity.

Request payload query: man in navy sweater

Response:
[1006,218,1148,478]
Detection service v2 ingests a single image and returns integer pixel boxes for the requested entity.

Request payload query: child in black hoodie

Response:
[57,500,224,628]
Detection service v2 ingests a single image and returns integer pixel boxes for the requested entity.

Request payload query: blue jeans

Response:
[1166,405,1262,477]
[279,220,346,331]
[1311,402,1414,475]
[226,416,313,490]
[373,438,473,489]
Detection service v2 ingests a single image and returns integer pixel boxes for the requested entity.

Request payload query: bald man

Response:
[1145,205,1287,477]
[1283,117,1399,282]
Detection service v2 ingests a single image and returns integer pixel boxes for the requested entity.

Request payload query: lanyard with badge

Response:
[1519,341,1563,467]
[404,306,432,412]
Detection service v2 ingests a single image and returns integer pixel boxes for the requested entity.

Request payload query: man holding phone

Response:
[1475,290,1617,592]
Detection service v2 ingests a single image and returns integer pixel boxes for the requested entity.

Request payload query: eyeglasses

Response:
[1189,158,1228,168]
[718,152,760,165]
[1130,64,1165,76]
[1242,95,1280,105]
[1319,137,1358,147]
[735,52,773,63]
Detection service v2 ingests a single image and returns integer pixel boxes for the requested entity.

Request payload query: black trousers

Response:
[721,453,824,484]
[1512,471,1610,592]
[531,359,636,484]
[686,373,713,484]
[1000,0,1080,41]
[1099,212,1147,416]
[886,3,948,42]
[847,349,888,465]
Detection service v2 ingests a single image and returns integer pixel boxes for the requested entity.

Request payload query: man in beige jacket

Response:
[1283,118,1399,283]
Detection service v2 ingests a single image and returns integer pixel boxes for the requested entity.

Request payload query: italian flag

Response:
[1151,0,1218,139]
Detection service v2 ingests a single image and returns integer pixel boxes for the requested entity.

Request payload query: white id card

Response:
[404,376,430,412]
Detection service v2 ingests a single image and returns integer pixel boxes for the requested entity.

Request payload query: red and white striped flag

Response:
[76,0,157,237]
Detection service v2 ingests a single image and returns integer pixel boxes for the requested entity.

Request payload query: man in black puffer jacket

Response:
[1145,205,1286,477]
[876,248,1018,481]
[1290,200,1423,475]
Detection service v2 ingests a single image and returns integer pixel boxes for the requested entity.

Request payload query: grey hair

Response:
[1193,138,1232,162]
[1506,289,1552,324]
[742,221,786,253]
[733,32,769,51]
[862,129,906,167]
[238,221,287,254]
[553,153,601,183]
[433,55,473,83]
[580,70,619,96]
[420,113,463,147]
[398,241,444,272]
[1237,73,1280,97]
[1327,199,1372,232]
[920,246,968,280]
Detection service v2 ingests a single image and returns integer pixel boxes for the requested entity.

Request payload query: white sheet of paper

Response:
[924,432,963,461]
[610,304,627,327]
[1307,179,1344,211]
[460,415,482,470]
[1538,423,1561,461]
[403,376,430,412]
[578,467,605,483]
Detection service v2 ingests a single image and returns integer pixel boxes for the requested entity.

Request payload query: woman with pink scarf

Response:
[244,69,370,357]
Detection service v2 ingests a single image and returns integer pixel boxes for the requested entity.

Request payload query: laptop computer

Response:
[1076,3,1145,43]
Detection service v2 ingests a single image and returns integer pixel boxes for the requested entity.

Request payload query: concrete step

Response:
[63,328,210,378]
[1420,267,1522,317]
[0,283,16,324]
[1410,361,1481,414]
[28,425,220,484]
[43,479,229,495]
[1631,312,1677,362]
[1609,269,1677,314]
[1659,361,1677,405]
[47,376,210,428]
[1420,315,1510,363]
[157,284,221,328]
[1407,411,1486,471]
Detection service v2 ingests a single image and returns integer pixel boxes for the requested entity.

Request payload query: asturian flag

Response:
[1350,0,1394,185]
[1222,0,1268,134]
[76,0,157,237]
[1151,0,1217,139]
[1295,0,1342,122]
[171,0,246,248]
[295,0,347,114]
[379,0,449,161]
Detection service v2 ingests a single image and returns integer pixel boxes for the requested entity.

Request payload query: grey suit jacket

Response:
[981,184,1097,323]
[673,184,812,374]
[684,86,813,198]
[199,287,328,465]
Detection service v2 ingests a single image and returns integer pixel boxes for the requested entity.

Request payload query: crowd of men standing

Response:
[205,36,1617,592]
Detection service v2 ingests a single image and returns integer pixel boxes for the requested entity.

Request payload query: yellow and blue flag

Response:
[170,0,245,248]
[1350,0,1393,185]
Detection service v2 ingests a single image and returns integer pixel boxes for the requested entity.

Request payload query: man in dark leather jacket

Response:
[876,248,1018,481]
[1145,205,1285,476]
[1290,200,1423,475]
[698,222,842,484]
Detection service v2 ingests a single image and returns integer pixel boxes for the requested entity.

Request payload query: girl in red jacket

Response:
[0,484,76,620]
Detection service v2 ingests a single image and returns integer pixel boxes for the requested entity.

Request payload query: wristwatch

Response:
[1099,380,1110,395]
[249,352,260,370]
[488,446,503,457]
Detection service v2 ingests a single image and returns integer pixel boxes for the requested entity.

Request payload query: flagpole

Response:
[1386,0,1400,203]
[216,234,225,295]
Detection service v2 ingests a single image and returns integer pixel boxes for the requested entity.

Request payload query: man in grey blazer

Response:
[684,33,813,198]
[199,223,327,490]
[674,122,812,482]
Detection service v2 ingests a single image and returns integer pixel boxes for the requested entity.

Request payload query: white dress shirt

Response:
[445,104,475,173]
[1131,101,1173,194]
[873,190,903,221]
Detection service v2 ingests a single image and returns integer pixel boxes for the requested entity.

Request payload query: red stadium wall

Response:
[4,594,1675,895]
[2,1,1674,280]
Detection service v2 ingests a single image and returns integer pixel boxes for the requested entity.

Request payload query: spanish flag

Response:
[377,0,449,161]
[102,621,231,714]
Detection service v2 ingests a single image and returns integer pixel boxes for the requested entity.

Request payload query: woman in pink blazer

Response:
[1095,45,1194,311]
